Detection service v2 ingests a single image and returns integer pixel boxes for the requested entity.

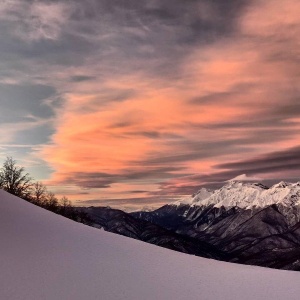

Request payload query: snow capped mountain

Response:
[174,188,213,206]
[175,178,300,210]
[3,189,300,299]
[203,181,268,209]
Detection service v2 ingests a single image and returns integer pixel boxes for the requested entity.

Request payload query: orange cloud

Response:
[39,0,300,207]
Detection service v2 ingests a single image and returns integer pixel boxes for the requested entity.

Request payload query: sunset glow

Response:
[1,0,300,210]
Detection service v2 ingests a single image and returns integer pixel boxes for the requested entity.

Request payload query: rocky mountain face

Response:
[82,206,226,260]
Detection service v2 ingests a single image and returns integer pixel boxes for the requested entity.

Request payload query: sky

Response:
[1,0,300,210]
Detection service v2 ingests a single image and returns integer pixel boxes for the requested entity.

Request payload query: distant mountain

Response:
[81,206,226,260]
[132,180,300,270]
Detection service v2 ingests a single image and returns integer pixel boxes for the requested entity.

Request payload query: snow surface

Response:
[175,180,300,209]
[1,189,300,300]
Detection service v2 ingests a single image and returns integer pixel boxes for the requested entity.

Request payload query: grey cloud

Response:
[108,121,135,129]
[190,83,254,105]
[271,101,300,119]
[79,89,137,111]
[193,146,300,188]
[207,146,300,182]
[189,86,300,139]
[129,190,149,194]
[55,0,251,80]
[215,146,300,173]
[149,146,300,197]
[69,75,96,82]
[190,90,238,106]
[127,131,162,139]
[61,172,115,189]
[0,0,252,85]
[134,139,254,166]
[59,166,187,189]
[108,129,183,140]
[122,166,186,181]
[201,119,290,130]
[0,0,251,105]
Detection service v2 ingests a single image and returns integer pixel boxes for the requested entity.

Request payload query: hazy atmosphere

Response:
[1,0,300,210]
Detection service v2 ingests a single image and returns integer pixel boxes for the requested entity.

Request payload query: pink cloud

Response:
[38,0,300,206]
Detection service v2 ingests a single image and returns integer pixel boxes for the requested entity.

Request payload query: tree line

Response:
[0,157,91,224]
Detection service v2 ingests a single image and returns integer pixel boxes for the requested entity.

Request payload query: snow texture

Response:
[1,189,300,300]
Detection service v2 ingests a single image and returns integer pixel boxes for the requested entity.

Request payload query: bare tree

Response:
[0,157,33,199]
[44,191,59,212]
[31,181,47,205]
[59,196,72,216]
[0,156,91,223]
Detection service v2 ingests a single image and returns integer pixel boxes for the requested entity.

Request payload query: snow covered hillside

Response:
[1,189,300,300]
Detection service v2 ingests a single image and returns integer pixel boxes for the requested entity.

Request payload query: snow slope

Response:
[175,180,300,209]
[1,189,300,300]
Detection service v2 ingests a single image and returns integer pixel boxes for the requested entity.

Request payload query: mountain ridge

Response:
[130,179,300,270]
[174,180,300,217]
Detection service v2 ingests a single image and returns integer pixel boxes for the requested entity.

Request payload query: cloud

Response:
[215,146,300,176]
[2,0,300,209]
[69,75,96,82]
[51,166,186,190]
[156,145,300,195]
[0,0,72,41]
[41,0,300,206]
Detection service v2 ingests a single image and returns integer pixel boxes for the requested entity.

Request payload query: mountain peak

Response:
[271,181,290,189]
[227,174,262,182]
[223,180,268,190]
[192,187,213,197]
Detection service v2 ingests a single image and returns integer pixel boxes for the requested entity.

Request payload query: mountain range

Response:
[85,179,300,270]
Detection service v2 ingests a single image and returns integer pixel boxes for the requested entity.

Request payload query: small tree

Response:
[0,157,33,199]
[59,196,71,212]
[31,181,47,205]
[44,191,59,213]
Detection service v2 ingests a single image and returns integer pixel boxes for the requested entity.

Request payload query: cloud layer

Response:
[1,0,300,210]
